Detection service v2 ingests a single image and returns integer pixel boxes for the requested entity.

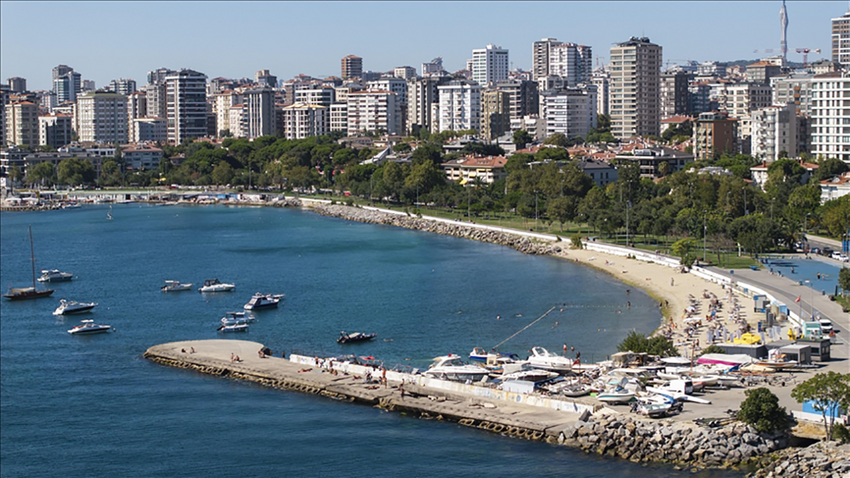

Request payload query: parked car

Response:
[822,247,834,256]
[819,319,834,334]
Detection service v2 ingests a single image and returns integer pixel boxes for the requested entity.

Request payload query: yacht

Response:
[198,279,235,293]
[53,299,98,315]
[217,323,248,333]
[526,346,574,373]
[221,312,254,325]
[161,280,193,292]
[243,292,284,310]
[68,320,112,335]
[37,269,73,282]
[423,354,490,383]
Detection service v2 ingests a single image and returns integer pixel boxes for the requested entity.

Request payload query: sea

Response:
[0,204,742,477]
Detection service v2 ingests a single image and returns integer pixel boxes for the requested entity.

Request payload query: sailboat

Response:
[3,225,55,300]
[106,205,113,220]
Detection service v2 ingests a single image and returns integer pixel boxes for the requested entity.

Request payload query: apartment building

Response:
[421,57,445,77]
[548,43,592,87]
[746,62,782,86]
[110,78,137,96]
[76,91,128,144]
[53,65,81,103]
[592,70,610,116]
[407,75,450,135]
[471,44,509,86]
[393,66,417,80]
[295,87,335,107]
[6,100,40,148]
[126,92,147,143]
[121,144,162,170]
[493,79,539,121]
[832,10,850,65]
[243,86,277,138]
[660,70,690,118]
[532,38,562,81]
[7,77,26,93]
[341,55,363,80]
[609,37,662,139]
[281,103,327,139]
[38,113,73,148]
[437,80,481,133]
[539,85,598,140]
[329,103,348,133]
[751,103,797,161]
[346,90,399,135]
[254,69,277,88]
[165,69,207,144]
[693,111,739,160]
[713,82,772,141]
[133,117,167,143]
[480,89,510,140]
[771,73,814,116]
[811,71,850,163]
[213,90,242,137]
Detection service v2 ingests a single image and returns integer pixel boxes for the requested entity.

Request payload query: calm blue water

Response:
[0,204,739,477]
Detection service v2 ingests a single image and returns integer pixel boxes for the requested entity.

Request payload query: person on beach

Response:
[190,347,195,354]
[671,278,674,286]
[231,353,235,363]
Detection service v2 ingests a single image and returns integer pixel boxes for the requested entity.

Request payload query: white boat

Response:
[37,269,73,282]
[221,312,254,325]
[198,278,235,293]
[423,354,490,383]
[68,320,112,335]
[499,365,560,383]
[526,346,574,373]
[53,299,97,315]
[161,280,193,292]
[217,323,248,333]
[243,292,284,310]
[596,388,636,403]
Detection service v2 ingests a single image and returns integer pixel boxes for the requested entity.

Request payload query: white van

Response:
[819,319,834,334]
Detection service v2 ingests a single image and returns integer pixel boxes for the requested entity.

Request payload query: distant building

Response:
[393,66,417,80]
[547,42,592,86]
[407,75,451,135]
[614,146,694,179]
[811,71,850,163]
[539,85,597,141]
[831,9,850,65]
[713,82,771,142]
[421,57,445,77]
[38,113,73,148]
[751,103,797,162]
[254,69,277,88]
[76,91,129,144]
[7,77,26,93]
[213,90,242,137]
[771,73,813,116]
[592,70,610,116]
[53,67,81,104]
[577,158,618,188]
[697,61,727,78]
[281,103,327,140]
[746,62,782,85]
[441,154,508,185]
[494,79,539,121]
[609,36,662,139]
[693,111,738,160]
[471,44,509,86]
[346,90,399,135]
[480,89,510,141]
[437,80,481,133]
[110,78,137,96]
[243,86,277,138]
[532,38,562,81]
[341,55,363,80]
[660,70,690,118]
[121,144,162,170]
[127,92,147,143]
[294,87,335,107]
[820,171,850,203]
[133,117,167,143]
[5,100,39,148]
[165,69,207,144]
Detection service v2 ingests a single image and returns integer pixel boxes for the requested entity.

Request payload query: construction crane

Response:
[795,48,821,68]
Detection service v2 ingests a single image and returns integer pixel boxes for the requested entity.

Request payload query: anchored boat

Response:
[53,299,98,315]
[68,320,113,335]
[3,226,55,301]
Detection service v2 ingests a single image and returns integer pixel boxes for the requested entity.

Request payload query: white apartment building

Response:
[471,44,508,86]
[243,86,276,139]
[751,103,798,162]
[393,66,417,80]
[294,87,335,107]
[771,74,814,116]
[346,90,399,136]
[368,77,407,105]
[532,38,562,81]
[437,80,481,133]
[229,104,246,138]
[548,43,592,87]
[591,70,610,117]
[133,117,167,143]
[609,37,662,139]
[110,78,137,96]
[540,85,598,140]
[421,57,444,77]
[144,81,167,119]
[213,90,242,137]
[832,10,850,65]
[407,76,447,134]
[165,69,207,144]
[282,103,327,139]
[712,82,772,140]
[76,91,128,144]
[0,86,7,147]
[38,113,73,148]
[5,100,38,148]
[811,71,850,163]
[330,103,348,133]
[127,92,147,143]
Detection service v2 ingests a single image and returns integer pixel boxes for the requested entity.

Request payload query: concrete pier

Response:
[144,339,586,442]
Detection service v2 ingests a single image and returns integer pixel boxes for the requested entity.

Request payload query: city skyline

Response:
[0,1,843,90]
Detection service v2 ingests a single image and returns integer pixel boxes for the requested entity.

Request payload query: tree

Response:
[212,161,234,186]
[616,331,678,357]
[57,157,96,186]
[547,196,578,230]
[570,233,583,250]
[738,387,788,434]
[27,162,56,187]
[840,268,850,292]
[671,237,697,267]
[791,372,850,440]
[543,133,569,147]
[513,130,532,149]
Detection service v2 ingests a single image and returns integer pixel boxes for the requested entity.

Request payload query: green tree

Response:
[671,237,697,267]
[56,158,96,186]
[616,331,678,357]
[791,372,850,440]
[212,161,235,186]
[570,233,583,249]
[27,162,56,187]
[547,196,578,230]
[543,133,569,147]
[738,388,788,434]
[513,130,532,149]
[840,268,850,292]
[8,165,22,185]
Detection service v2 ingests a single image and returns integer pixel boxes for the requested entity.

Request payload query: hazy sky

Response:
[0,1,844,90]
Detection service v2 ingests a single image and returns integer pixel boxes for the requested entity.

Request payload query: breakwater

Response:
[748,440,850,477]
[145,340,789,471]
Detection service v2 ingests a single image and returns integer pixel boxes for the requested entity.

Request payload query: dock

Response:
[144,339,593,442]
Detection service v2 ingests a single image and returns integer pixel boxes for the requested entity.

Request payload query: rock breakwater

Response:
[748,440,850,478]
[311,204,560,255]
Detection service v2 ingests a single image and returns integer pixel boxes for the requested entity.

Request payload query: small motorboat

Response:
[526,346,574,373]
[221,311,255,325]
[198,278,235,293]
[53,299,98,315]
[337,331,377,344]
[37,269,73,282]
[68,320,112,335]
[499,366,560,383]
[162,280,193,292]
[423,354,490,383]
[243,292,284,310]
[217,323,248,333]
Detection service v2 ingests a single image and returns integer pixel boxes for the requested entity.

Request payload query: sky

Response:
[0,1,845,91]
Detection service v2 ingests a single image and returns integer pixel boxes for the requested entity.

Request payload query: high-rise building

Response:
[693,111,738,160]
[548,43,592,86]
[133,117,167,143]
[393,66,417,80]
[281,103,327,139]
[7,77,26,93]
[213,90,242,137]
[480,89,510,140]
[254,70,277,88]
[147,68,173,85]
[346,90,399,135]
[341,55,363,80]
[493,79,538,120]
[53,67,81,103]
[38,113,73,148]
[609,36,662,139]
[127,92,148,142]
[5,100,38,148]
[713,83,772,141]
[540,85,598,140]
[294,87,335,108]
[81,80,96,92]
[592,70,610,117]
[110,78,137,96]
[421,57,445,77]
[0,85,8,146]
[165,69,207,144]
[532,38,562,81]
[52,65,73,80]
[771,73,814,116]
[660,70,690,118]
[243,86,277,139]
[407,75,451,135]
[437,80,481,132]
[76,91,129,144]
[751,103,797,162]
[471,44,509,86]
[811,71,850,163]
[831,9,850,65]
[746,62,782,85]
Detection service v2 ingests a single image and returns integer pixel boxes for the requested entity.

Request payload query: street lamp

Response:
[703,211,707,265]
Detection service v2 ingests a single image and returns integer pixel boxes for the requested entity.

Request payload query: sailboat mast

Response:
[29,225,36,289]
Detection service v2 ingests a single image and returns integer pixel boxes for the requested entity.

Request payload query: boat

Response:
[217,323,248,333]
[161,280,193,292]
[68,320,113,335]
[469,347,520,364]
[634,393,676,418]
[3,226,55,301]
[337,331,377,344]
[221,312,254,325]
[596,387,636,403]
[53,299,98,315]
[106,205,113,220]
[526,346,574,373]
[423,354,490,383]
[243,292,284,310]
[696,353,754,367]
[499,365,559,383]
[37,269,73,282]
[198,278,235,293]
